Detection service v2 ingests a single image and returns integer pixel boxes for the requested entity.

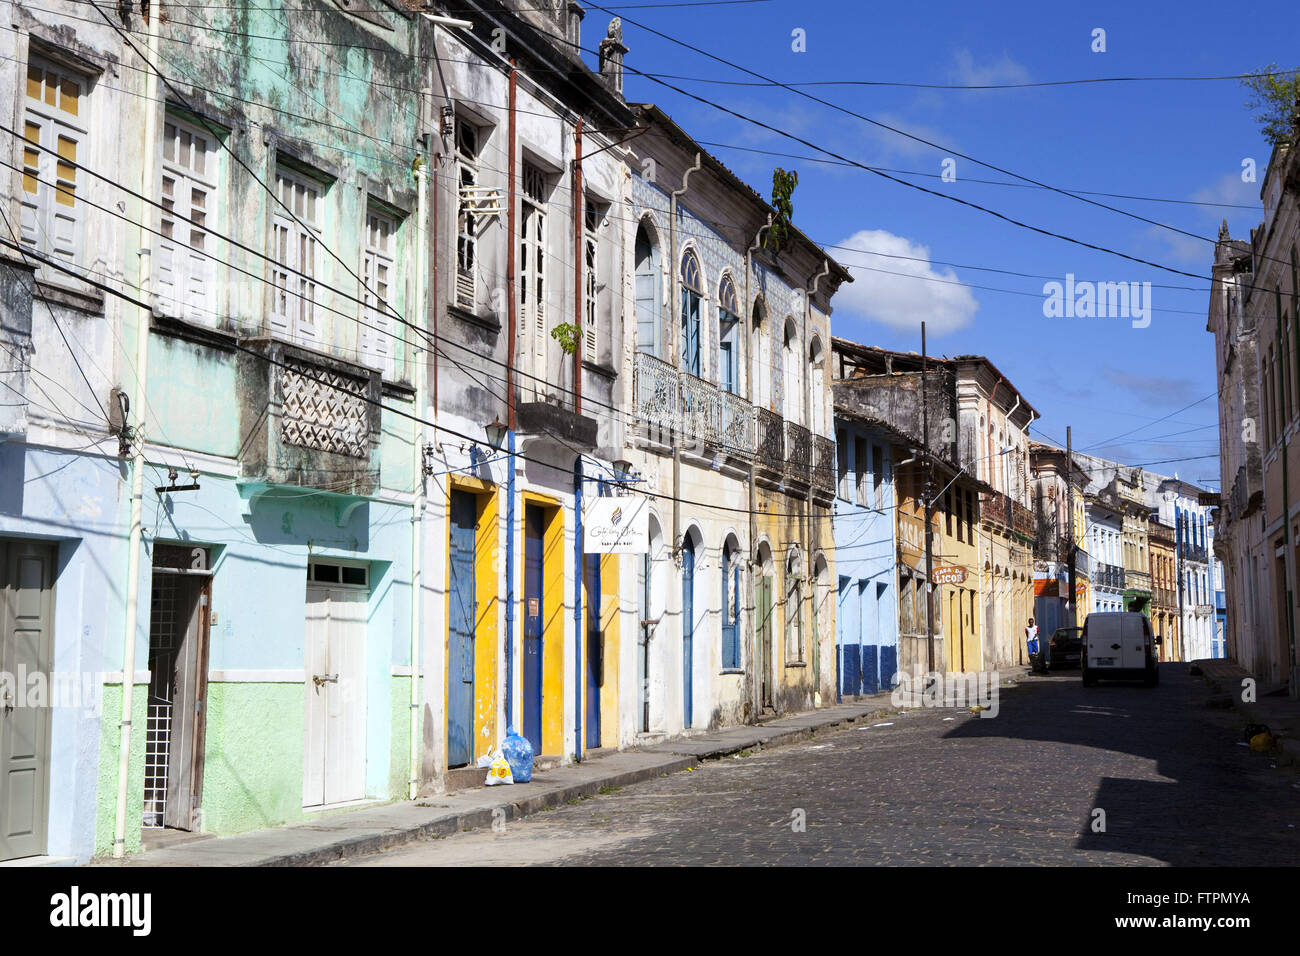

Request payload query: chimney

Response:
[599,16,627,95]
[567,2,585,51]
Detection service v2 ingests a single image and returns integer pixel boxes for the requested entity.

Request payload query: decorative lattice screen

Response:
[280,360,369,459]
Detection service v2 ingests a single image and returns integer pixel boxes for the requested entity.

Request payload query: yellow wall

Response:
[473,485,499,760]
[598,553,619,748]
[444,477,500,764]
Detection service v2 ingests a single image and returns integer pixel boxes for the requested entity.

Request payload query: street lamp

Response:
[485,417,508,450]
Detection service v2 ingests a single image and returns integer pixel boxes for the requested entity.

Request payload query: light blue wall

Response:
[0,442,128,862]
[830,420,898,696]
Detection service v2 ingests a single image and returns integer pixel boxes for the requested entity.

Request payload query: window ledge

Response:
[35,279,104,316]
[784,660,807,668]
[447,303,501,335]
[582,358,617,380]
[719,668,744,676]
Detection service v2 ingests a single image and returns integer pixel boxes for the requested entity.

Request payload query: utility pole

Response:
[1066,426,1076,628]
[921,321,936,674]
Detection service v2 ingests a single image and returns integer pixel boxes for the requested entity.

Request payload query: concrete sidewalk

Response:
[93,697,896,867]
[1195,657,1300,765]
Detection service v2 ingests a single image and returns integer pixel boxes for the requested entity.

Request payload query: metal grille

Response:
[784,421,811,478]
[718,389,754,456]
[144,573,179,828]
[634,351,679,434]
[756,407,783,466]
[281,359,369,458]
[679,370,720,446]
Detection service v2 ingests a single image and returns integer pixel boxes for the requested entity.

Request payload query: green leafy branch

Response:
[763,167,798,256]
[1242,64,1300,149]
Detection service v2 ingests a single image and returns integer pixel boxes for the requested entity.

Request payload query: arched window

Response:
[782,316,799,422]
[785,547,803,663]
[680,250,703,375]
[634,221,661,356]
[721,535,742,670]
[751,296,768,407]
[718,275,739,393]
[808,334,825,434]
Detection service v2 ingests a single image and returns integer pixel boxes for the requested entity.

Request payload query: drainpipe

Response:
[574,456,584,760]
[669,153,701,558]
[113,0,162,859]
[746,215,771,716]
[409,144,429,799]
[805,260,829,699]
[573,117,583,416]
[505,65,518,729]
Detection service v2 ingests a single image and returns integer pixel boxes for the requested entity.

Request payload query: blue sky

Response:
[579,0,1300,489]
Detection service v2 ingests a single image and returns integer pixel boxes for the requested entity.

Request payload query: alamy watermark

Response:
[1042,274,1152,328]
[890,670,1000,717]
[0,667,104,717]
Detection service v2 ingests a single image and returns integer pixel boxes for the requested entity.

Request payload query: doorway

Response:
[584,554,601,749]
[681,535,695,729]
[447,490,476,768]
[304,563,369,808]
[143,544,211,833]
[0,540,55,861]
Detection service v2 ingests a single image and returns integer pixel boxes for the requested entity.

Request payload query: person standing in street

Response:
[1025,617,1040,669]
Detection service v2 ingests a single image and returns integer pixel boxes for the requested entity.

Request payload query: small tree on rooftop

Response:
[1242,64,1300,149]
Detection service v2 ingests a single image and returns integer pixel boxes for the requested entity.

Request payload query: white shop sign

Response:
[583,495,649,553]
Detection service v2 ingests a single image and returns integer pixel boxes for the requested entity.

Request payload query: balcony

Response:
[812,435,835,497]
[1096,563,1126,590]
[1184,545,1209,564]
[632,351,757,459]
[1011,500,1035,539]
[756,407,783,476]
[785,420,811,481]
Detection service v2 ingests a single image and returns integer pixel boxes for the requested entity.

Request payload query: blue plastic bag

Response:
[501,727,534,783]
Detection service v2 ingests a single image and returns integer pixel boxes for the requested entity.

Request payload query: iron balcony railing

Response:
[632,350,758,458]
[812,435,835,496]
[756,406,784,468]
[1096,563,1126,590]
[785,420,811,480]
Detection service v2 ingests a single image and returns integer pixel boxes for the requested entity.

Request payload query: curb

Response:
[119,700,897,867]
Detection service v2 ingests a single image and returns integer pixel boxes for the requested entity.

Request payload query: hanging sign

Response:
[583,495,649,553]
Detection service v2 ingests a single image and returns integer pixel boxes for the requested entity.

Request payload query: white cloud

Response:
[949,49,1031,87]
[832,229,979,335]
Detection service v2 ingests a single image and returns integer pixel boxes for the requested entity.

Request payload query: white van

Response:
[1081,611,1159,687]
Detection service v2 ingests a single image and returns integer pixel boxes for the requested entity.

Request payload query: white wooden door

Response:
[303,586,367,807]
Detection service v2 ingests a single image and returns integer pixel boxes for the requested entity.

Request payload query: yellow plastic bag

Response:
[485,755,514,786]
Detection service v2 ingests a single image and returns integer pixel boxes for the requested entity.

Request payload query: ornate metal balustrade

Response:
[719,389,755,457]
[679,370,721,448]
[756,407,784,467]
[785,421,811,479]
[633,351,679,436]
[812,435,835,495]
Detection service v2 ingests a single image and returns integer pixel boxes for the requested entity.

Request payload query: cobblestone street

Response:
[346,666,1300,866]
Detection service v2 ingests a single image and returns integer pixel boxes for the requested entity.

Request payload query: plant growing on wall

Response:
[1242,65,1300,148]
[763,167,799,256]
[551,321,581,355]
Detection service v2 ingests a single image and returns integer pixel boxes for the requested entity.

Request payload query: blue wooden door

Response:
[447,491,476,767]
[584,554,601,749]
[721,549,739,670]
[523,505,544,754]
[681,538,694,728]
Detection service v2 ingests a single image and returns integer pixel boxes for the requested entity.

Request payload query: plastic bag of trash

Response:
[1250,731,1275,752]
[476,751,495,769]
[485,755,514,786]
[502,727,534,783]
